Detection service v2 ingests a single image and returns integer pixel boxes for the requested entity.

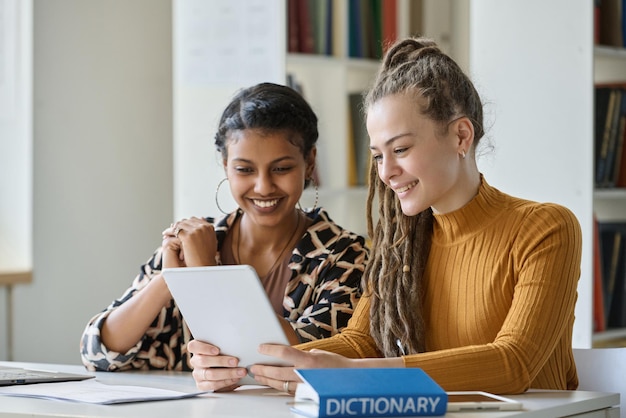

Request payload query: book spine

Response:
[330,0,346,57]
[288,0,300,53]
[599,0,624,47]
[598,222,626,328]
[381,0,397,52]
[348,0,362,57]
[593,215,606,332]
[596,89,618,187]
[318,394,446,417]
[617,115,626,187]
[603,89,624,187]
[297,0,315,53]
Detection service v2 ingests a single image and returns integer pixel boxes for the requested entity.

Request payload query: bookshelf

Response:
[593,44,626,346]
[286,55,377,236]
[286,55,379,191]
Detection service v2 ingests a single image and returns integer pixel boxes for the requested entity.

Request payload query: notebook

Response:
[161,265,291,385]
[0,365,94,386]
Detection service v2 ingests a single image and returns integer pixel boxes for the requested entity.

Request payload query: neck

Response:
[233,211,302,275]
[432,170,481,215]
[239,210,301,249]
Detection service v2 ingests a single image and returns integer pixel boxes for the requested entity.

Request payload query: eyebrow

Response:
[369,133,411,151]
[230,156,297,164]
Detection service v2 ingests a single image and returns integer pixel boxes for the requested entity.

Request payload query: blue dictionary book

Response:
[291,368,447,418]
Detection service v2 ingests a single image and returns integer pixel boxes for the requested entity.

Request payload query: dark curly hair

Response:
[215,82,319,178]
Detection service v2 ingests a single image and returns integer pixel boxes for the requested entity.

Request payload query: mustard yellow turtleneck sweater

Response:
[296,178,582,395]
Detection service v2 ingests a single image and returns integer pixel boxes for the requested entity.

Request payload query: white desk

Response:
[0,362,620,418]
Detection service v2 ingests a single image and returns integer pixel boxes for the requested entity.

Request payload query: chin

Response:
[399,201,428,217]
[399,205,419,217]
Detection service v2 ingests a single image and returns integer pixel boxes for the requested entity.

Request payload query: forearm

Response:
[296,295,381,358]
[100,274,172,353]
[352,357,404,368]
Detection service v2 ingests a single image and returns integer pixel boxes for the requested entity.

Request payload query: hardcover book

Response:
[291,368,447,417]
[599,222,626,328]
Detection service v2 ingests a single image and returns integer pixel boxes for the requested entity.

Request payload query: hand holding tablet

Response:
[162,265,292,385]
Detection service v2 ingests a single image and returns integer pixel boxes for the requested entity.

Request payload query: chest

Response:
[422,239,519,347]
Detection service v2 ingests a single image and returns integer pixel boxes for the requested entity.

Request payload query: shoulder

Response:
[480,182,582,245]
[207,212,238,241]
[502,199,582,257]
[300,207,369,255]
[510,198,581,235]
[486,184,580,232]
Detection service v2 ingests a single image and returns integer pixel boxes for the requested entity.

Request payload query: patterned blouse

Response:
[80,208,368,371]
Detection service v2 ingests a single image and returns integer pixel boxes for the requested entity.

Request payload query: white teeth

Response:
[253,199,279,208]
[396,182,417,194]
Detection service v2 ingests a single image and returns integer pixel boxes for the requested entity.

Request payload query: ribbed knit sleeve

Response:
[296,294,381,358]
[296,178,582,395]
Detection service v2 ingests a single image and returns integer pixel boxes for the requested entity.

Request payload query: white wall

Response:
[0,0,31,271]
[470,0,594,348]
[8,0,173,364]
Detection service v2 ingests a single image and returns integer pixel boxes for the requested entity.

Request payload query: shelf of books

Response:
[592,4,626,346]
[287,0,402,60]
[286,55,376,237]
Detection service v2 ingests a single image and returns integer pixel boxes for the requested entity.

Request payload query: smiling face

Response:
[367,93,470,216]
[223,128,314,228]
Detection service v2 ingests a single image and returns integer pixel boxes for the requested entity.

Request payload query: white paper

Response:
[0,380,210,404]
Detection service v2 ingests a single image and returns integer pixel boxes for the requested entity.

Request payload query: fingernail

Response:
[228,359,237,366]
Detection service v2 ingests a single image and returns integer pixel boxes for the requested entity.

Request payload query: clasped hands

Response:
[187,340,353,393]
[162,217,217,268]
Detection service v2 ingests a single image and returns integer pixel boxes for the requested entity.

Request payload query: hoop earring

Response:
[215,178,230,215]
[298,177,318,212]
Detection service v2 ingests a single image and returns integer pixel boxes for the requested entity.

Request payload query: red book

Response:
[297,0,315,53]
[287,0,300,52]
[593,215,606,332]
[381,0,397,52]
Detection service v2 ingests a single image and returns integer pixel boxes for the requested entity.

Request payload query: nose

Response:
[254,172,275,195]
[378,156,400,184]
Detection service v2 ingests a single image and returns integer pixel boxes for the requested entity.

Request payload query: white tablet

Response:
[161,265,291,385]
[446,391,523,411]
